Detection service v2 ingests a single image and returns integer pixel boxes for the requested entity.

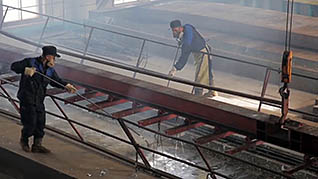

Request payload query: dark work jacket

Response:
[174,24,206,70]
[11,57,67,108]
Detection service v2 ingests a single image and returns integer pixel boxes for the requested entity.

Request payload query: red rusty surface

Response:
[0,75,20,84]
[195,131,235,145]
[226,140,264,155]
[47,86,83,96]
[284,157,318,175]
[165,122,205,136]
[46,88,66,95]
[1,47,318,156]
[64,91,104,104]
[55,60,268,135]
[112,106,153,119]
[87,99,129,111]
[138,114,178,126]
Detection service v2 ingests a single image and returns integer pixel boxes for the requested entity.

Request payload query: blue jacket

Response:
[174,24,206,70]
[11,57,67,107]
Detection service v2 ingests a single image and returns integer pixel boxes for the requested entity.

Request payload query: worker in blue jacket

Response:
[169,20,217,97]
[11,46,77,153]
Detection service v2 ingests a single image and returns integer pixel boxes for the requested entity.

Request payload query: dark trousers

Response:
[20,103,46,142]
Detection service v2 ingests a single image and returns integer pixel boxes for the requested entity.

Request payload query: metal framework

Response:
[0,4,318,177]
[0,76,297,179]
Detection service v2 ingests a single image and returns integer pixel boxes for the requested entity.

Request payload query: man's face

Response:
[172,27,182,38]
[45,55,56,67]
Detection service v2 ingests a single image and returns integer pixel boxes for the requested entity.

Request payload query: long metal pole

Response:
[35,72,151,168]
[0,84,20,113]
[35,71,113,116]
[0,7,8,29]
[193,141,217,179]
[50,96,84,141]
[258,68,271,112]
[81,27,94,64]
[167,46,179,87]
[133,39,146,78]
[118,118,151,168]
[34,70,150,150]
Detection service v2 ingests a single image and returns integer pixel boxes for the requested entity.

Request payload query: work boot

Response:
[31,138,51,153]
[20,138,30,152]
[204,90,218,98]
[194,88,203,96]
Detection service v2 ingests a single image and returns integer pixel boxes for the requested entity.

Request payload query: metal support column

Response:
[118,118,151,168]
[50,96,84,141]
[133,39,146,78]
[81,27,94,64]
[258,68,271,112]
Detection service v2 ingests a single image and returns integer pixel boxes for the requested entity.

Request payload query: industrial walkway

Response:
[0,111,157,179]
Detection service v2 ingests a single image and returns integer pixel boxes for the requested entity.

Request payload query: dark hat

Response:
[170,20,181,29]
[42,46,60,58]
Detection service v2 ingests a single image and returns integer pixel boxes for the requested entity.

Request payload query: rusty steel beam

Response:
[112,106,153,119]
[226,140,264,155]
[87,99,129,111]
[284,120,318,157]
[284,157,318,175]
[46,88,66,95]
[64,91,104,104]
[195,131,235,145]
[165,122,205,136]
[55,60,276,136]
[138,114,178,126]
[47,85,83,96]
[0,75,20,85]
[2,49,318,156]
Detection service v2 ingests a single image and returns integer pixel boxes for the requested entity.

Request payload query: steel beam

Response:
[138,114,178,126]
[284,157,318,175]
[55,60,276,136]
[165,122,205,136]
[112,106,152,119]
[226,140,264,155]
[46,86,83,96]
[2,50,318,156]
[87,99,129,111]
[64,91,104,104]
[46,88,66,95]
[0,75,20,84]
[195,131,235,145]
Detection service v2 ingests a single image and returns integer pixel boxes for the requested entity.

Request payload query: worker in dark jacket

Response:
[168,20,217,97]
[11,46,77,153]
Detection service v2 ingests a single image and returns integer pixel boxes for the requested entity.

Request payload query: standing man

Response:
[168,20,217,97]
[11,46,77,153]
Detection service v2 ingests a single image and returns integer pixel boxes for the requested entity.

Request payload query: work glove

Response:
[65,83,77,94]
[176,31,184,46]
[168,66,177,77]
[24,67,36,77]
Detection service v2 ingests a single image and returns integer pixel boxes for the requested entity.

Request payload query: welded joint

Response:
[283,156,318,175]
[225,139,263,155]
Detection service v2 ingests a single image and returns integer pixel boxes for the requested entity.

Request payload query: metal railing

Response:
[0,76,295,179]
[0,4,317,178]
[1,4,318,118]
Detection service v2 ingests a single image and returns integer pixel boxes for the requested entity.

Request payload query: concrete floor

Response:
[0,112,158,179]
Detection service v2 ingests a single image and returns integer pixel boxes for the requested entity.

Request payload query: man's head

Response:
[170,20,183,38]
[42,46,60,68]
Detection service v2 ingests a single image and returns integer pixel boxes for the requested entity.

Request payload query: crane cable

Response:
[284,0,294,51]
[280,0,295,123]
